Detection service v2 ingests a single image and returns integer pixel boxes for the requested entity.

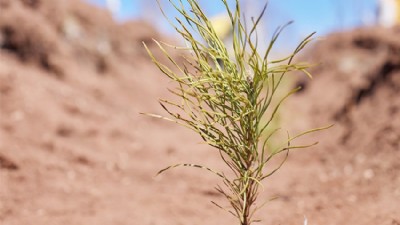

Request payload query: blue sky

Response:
[85,0,378,51]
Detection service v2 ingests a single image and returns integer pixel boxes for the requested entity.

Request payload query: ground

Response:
[0,0,399,225]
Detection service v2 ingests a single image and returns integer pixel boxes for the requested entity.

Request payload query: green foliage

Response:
[144,0,330,224]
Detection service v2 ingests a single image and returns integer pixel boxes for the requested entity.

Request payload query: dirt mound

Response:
[278,26,400,225]
[290,26,400,155]
[0,0,399,224]
[0,1,203,224]
[0,0,163,77]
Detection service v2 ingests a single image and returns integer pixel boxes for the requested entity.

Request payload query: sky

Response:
[85,0,378,51]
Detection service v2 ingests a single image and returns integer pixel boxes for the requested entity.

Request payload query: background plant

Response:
[144,0,330,224]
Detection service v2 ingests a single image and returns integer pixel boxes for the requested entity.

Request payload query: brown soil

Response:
[0,0,399,225]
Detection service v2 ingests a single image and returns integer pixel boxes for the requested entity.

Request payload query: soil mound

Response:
[0,0,163,76]
[0,0,399,224]
[291,26,400,156]
[279,26,400,225]
[0,1,200,224]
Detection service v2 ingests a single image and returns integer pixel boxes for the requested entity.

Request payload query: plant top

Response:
[144,0,330,224]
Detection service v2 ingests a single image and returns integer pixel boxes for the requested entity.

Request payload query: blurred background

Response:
[86,0,386,49]
[1,0,399,225]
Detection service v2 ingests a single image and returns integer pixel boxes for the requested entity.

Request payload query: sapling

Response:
[144,0,330,224]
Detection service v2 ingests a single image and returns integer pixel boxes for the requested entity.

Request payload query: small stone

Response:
[121,177,131,186]
[363,169,374,180]
[344,165,353,176]
[36,209,45,216]
[11,110,24,121]
[67,170,76,180]
[347,195,357,202]
[356,154,366,164]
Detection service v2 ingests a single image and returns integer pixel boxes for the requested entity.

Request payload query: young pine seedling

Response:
[144,0,330,224]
